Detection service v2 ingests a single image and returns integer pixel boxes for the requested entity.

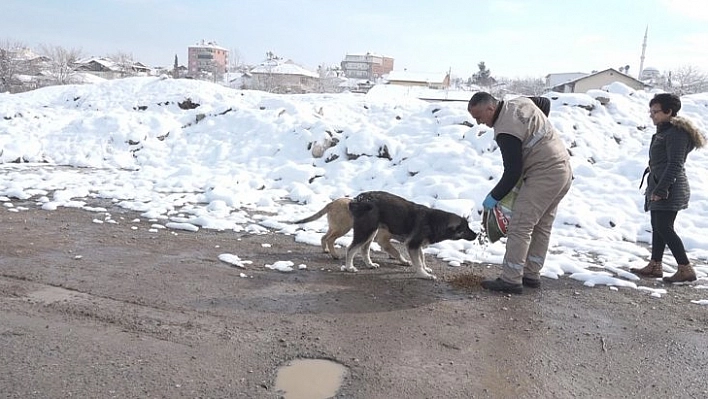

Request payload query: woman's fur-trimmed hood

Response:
[671,116,706,149]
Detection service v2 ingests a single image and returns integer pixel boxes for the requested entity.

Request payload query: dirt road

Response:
[1,201,707,398]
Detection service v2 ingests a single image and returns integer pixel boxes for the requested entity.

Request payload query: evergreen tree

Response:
[473,61,494,87]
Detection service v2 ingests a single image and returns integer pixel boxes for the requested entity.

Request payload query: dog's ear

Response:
[446,216,467,234]
[451,216,478,237]
[448,214,467,227]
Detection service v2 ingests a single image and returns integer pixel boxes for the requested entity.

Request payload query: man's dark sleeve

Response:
[490,133,523,200]
[528,96,551,116]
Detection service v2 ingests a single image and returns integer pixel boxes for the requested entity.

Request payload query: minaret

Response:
[639,26,648,79]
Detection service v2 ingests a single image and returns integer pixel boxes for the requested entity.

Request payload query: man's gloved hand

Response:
[482,193,499,210]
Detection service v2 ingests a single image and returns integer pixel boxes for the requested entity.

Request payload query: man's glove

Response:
[482,193,499,210]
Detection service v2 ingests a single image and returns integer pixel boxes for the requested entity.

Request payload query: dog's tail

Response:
[290,203,332,224]
[348,200,375,217]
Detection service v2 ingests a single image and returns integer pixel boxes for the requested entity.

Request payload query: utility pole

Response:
[639,25,648,79]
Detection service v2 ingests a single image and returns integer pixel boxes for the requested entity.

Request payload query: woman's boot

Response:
[630,260,663,278]
[662,264,697,283]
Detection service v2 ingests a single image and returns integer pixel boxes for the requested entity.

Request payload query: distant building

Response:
[545,72,588,89]
[639,66,661,81]
[385,70,450,90]
[74,57,152,80]
[549,68,646,93]
[341,53,394,80]
[0,47,51,92]
[246,58,319,93]
[74,58,122,80]
[187,40,228,82]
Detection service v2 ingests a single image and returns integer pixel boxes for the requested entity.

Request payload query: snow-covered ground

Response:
[2,77,707,301]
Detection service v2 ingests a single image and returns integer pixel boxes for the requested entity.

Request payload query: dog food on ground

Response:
[446,273,484,289]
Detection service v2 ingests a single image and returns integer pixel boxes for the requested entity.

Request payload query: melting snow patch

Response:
[603,265,640,281]
[83,206,108,212]
[570,272,638,288]
[218,253,253,268]
[165,222,199,232]
[246,224,269,234]
[266,260,295,272]
[41,202,59,210]
[636,286,667,298]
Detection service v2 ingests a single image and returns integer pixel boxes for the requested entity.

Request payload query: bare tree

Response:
[669,65,708,95]
[229,48,243,72]
[450,76,464,89]
[0,39,26,92]
[261,51,282,92]
[109,51,135,77]
[39,44,82,85]
[316,63,345,93]
[500,76,547,95]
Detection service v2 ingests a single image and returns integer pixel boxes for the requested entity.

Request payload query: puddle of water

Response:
[274,358,347,399]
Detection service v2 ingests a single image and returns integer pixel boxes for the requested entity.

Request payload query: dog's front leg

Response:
[409,247,436,280]
[343,244,360,273]
[362,231,380,269]
[420,246,433,274]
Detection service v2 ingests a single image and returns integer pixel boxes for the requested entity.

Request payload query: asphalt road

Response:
[1,203,707,398]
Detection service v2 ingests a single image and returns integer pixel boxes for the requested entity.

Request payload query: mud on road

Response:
[1,201,707,398]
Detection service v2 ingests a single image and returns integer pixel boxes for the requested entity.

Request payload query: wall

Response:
[573,70,644,92]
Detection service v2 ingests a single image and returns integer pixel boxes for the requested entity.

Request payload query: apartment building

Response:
[187,40,228,81]
[340,53,394,81]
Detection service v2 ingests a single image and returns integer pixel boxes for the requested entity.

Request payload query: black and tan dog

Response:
[290,197,410,264]
[344,191,478,279]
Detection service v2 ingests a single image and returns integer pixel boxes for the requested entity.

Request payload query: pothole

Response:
[274,358,347,399]
[27,286,89,304]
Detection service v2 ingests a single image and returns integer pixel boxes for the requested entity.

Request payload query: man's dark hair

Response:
[468,92,497,110]
[650,93,682,116]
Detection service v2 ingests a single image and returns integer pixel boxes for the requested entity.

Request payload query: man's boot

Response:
[662,264,697,283]
[630,260,663,278]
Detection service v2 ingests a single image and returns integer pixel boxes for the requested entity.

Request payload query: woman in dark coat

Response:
[631,93,705,282]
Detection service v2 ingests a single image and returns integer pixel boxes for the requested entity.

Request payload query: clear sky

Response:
[2,0,707,79]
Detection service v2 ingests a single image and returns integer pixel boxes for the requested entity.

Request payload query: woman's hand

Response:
[650,194,664,201]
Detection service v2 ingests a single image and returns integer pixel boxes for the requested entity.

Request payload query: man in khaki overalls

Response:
[468,92,572,294]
